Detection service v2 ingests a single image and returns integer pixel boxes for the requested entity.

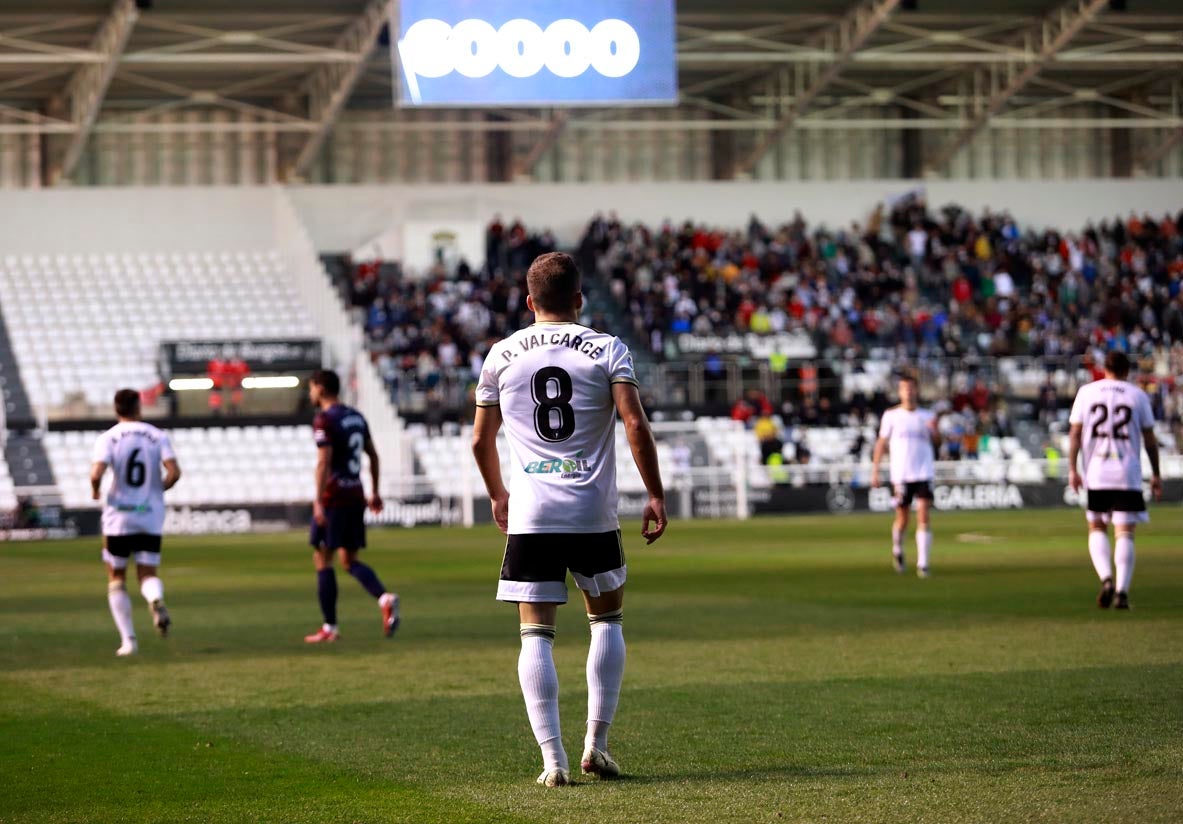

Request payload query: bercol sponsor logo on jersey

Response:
[524,450,592,479]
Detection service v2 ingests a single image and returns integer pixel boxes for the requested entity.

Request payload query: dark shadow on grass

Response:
[608,764,876,785]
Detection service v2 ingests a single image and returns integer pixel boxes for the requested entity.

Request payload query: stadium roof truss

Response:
[0,0,1180,182]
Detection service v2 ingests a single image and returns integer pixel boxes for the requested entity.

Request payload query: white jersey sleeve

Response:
[607,339,638,387]
[92,430,115,467]
[475,352,501,408]
[481,323,634,534]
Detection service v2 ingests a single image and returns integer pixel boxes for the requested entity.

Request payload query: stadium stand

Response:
[0,250,315,412]
[0,458,16,513]
[44,426,316,509]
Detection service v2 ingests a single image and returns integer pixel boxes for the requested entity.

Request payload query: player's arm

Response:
[313,444,331,525]
[471,405,508,534]
[870,437,889,488]
[1143,426,1163,500]
[1067,423,1084,493]
[363,436,383,514]
[613,382,667,544]
[89,462,107,500]
[162,458,182,491]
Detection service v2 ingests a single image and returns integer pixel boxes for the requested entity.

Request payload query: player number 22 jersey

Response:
[1069,378,1154,491]
[92,421,176,536]
[476,322,637,534]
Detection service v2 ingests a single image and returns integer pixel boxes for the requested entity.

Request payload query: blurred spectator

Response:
[731,389,773,426]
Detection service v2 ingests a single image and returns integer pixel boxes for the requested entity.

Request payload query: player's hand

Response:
[91,485,100,501]
[1151,475,1163,501]
[368,494,383,515]
[870,470,881,489]
[313,500,326,526]
[1068,469,1083,494]
[642,496,667,545]
[491,492,509,534]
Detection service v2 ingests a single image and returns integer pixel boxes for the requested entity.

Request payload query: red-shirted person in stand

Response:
[207,358,226,415]
[225,358,250,414]
[303,368,399,643]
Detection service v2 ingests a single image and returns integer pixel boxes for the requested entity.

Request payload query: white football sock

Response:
[519,625,567,772]
[140,575,164,604]
[1088,529,1113,582]
[107,581,136,645]
[1115,533,1135,593]
[586,610,625,752]
[916,529,932,570]
[891,526,903,557]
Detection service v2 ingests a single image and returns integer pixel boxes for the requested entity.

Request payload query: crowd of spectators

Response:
[335,220,563,417]
[337,198,1183,449]
[583,198,1183,367]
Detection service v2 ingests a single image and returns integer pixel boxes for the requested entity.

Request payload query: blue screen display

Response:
[395,0,677,107]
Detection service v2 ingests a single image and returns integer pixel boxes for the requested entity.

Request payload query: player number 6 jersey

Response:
[92,421,176,535]
[476,322,637,534]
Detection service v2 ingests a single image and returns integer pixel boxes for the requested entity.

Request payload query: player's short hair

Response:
[310,369,341,397]
[113,388,140,418]
[527,252,581,314]
[898,373,918,385]
[1104,350,1131,378]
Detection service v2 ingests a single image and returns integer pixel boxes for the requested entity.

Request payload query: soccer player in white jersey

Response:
[472,252,667,788]
[1068,351,1161,610]
[90,389,182,656]
[871,375,940,577]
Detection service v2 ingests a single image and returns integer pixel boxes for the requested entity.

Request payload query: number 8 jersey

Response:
[476,322,638,534]
[1069,377,1155,491]
[92,421,176,536]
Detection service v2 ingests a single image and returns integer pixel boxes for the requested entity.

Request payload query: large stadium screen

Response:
[394,0,677,107]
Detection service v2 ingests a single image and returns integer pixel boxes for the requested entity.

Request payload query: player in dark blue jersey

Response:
[304,369,400,643]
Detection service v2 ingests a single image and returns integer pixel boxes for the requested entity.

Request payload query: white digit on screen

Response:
[450,18,499,79]
[497,19,546,79]
[590,19,641,78]
[542,19,592,79]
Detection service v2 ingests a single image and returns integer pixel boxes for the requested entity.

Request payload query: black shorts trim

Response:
[105,534,163,557]
[500,531,624,583]
[894,481,934,508]
[1087,489,1146,513]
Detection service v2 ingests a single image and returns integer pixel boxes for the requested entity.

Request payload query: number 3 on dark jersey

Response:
[532,367,576,443]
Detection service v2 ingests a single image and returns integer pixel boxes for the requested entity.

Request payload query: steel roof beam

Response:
[283,0,392,180]
[46,0,139,185]
[732,0,903,178]
[1134,127,1183,174]
[922,0,1110,175]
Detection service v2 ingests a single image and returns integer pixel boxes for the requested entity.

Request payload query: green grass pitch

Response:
[2,508,1182,824]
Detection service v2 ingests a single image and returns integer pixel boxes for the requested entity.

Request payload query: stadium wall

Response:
[286,180,1183,255]
[0,182,1176,257]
